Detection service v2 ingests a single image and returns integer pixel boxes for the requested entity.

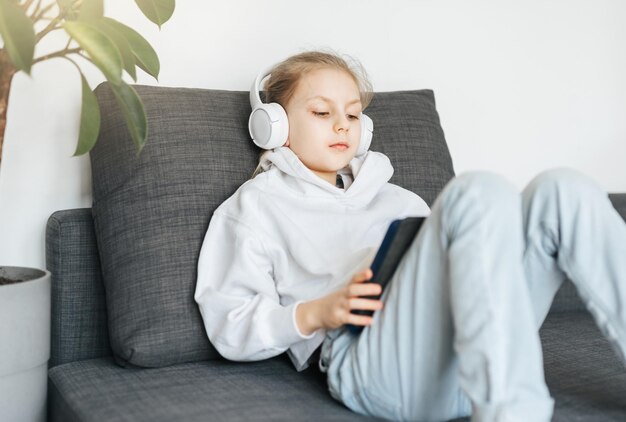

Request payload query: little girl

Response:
[194,50,626,421]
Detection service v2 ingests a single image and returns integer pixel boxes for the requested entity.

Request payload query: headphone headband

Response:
[249,65,274,109]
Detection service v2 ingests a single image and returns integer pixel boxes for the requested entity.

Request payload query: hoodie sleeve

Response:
[194,211,314,362]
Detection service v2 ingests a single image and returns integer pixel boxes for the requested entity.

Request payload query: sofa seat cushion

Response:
[49,312,626,422]
[48,355,379,422]
[539,312,626,420]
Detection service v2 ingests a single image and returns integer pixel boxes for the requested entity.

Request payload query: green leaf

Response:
[73,73,101,156]
[63,21,122,85]
[94,19,137,81]
[134,0,175,28]
[78,0,104,21]
[0,0,35,74]
[110,82,147,154]
[101,17,159,80]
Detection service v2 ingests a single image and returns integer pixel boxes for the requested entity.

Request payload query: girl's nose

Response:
[334,114,350,133]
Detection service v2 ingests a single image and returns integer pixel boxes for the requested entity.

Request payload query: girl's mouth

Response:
[330,143,348,150]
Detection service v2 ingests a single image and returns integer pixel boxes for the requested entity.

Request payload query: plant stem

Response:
[35,17,62,42]
[29,0,44,20]
[0,50,17,165]
[33,47,82,65]
[21,0,36,13]
[33,3,56,23]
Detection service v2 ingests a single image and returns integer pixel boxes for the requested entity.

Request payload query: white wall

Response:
[1,0,625,269]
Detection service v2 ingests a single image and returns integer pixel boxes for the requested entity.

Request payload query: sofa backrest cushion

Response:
[90,83,455,367]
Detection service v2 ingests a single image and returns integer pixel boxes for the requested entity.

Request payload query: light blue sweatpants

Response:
[319,168,626,422]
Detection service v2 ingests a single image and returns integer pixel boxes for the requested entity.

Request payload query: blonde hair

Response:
[264,50,373,111]
[250,49,373,178]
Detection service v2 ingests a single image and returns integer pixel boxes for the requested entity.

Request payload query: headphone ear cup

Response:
[249,102,289,150]
[356,113,373,157]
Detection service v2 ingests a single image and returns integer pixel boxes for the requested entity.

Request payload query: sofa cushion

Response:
[369,90,455,206]
[90,83,455,367]
[48,355,380,421]
[539,312,626,420]
[48,312,626,422]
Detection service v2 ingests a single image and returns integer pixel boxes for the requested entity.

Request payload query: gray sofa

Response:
[46,83,626,421]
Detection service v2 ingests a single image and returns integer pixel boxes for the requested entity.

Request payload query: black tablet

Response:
[348,216,426,334]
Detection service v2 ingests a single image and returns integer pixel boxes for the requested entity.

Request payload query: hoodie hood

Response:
[259,147,394,207]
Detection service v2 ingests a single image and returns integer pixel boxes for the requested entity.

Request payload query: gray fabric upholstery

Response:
[549,281,585,313]
[89,83,455,368]
[367,90,455,206]
[609,193,626,222]
[47,312,626,422]
[540,312,626,421]
[46,208,111,368]
[48,355,379,422]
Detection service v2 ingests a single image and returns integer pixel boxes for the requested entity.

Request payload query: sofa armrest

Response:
[45,208,111,368]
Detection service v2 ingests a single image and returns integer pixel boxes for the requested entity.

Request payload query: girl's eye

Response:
[348,114,359,120]
[312,111,329,117]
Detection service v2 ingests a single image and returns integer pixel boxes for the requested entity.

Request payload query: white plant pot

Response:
[0,266,51,422]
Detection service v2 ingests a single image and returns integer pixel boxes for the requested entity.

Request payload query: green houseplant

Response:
[0,0,176,164]
[0,1,175,421]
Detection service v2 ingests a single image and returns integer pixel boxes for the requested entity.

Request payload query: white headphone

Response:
[248,65,374,157]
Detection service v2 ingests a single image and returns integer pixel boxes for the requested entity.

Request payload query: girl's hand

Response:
[296,268,384,336]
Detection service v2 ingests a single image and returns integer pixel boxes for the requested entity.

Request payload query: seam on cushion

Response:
[46,213,63,369]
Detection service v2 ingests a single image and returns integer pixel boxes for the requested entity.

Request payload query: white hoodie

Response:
[194,147,430,371]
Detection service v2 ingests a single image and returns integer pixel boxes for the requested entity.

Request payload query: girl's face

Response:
[283,67,362,185]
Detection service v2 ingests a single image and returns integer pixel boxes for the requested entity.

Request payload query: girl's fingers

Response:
[348,282,381,297]
[351,268,373,283]
[348,298,383,311]
[346,314,375,327]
